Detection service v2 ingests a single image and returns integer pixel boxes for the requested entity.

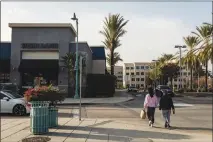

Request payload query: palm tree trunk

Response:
[170,77,173,88]
[212,62,213,90]
[110,50,114,75]
[205,60,208,92]
[190,67,193,91]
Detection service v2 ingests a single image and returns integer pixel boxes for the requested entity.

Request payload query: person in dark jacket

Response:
[159,90,175,128]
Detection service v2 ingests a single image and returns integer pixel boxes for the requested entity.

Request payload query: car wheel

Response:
[13,104,26,116]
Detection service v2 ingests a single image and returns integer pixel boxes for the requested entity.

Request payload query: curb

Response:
[57,98,135,106]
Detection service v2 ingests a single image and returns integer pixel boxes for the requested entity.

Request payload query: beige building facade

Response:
[123,62,152,88]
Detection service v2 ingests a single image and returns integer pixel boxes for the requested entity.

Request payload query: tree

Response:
[192,23,213,91]
[61,53,86,97]
[61,53,76,97]
[106,52,123,67]
[100,13,129,75]
[160,63,180,87]
[183,36,200,90]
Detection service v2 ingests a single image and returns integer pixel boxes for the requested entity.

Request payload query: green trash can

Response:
[30,101,49,135]
[48,106,58,128]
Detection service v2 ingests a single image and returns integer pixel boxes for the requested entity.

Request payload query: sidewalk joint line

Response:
[63,119,85,142]
[85,119,97,142]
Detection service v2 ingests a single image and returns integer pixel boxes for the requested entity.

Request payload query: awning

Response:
[0,59,10,73]
[18,60,59,73]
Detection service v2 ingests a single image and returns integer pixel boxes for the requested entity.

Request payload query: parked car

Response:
[156,85,175,97]
[0,91,31,116]
[0,83,20,93]
[128,86,139,92]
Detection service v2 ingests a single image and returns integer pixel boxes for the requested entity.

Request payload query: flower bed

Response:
[24,85,66,105]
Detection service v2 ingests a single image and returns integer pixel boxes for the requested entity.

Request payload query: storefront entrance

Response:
[0,59,10,83]
[18,59,59,87]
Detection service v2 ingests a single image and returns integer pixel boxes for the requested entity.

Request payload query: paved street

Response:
[1,91,212,142]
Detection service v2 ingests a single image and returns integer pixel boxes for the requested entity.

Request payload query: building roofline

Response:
[70,41,92,53]
[90,46,105,48]
[0,41,11,43]
[8,23,77,37]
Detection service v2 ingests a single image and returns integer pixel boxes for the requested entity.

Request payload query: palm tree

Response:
[100,13,129,75]
[106,52,123,67]
[192,23,213,91]
[183,36,200,91]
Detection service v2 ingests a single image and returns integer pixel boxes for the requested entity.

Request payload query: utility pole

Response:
[175,45,186,90]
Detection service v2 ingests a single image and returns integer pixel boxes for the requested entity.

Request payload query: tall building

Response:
[123,62,152,88]
[114,66,123,88]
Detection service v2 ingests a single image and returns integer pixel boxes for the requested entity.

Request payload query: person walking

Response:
[155,89,163,105]
[159,90,175,128]
[144,87,158,127]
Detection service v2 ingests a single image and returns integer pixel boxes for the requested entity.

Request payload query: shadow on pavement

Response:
[44,125,190,141]
[0,113,29,119]
[170,126,213,131]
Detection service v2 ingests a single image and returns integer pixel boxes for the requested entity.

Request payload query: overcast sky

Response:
[1,2,212,69]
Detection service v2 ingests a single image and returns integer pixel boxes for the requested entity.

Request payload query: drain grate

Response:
[22,137,51,142]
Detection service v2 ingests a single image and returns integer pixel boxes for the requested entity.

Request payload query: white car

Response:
[0,91,31,115]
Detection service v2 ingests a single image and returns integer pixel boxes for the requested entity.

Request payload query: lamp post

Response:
[152,60,159,88]
[175,45,186,90]
[71,13,79,99]
[79,56,85,121]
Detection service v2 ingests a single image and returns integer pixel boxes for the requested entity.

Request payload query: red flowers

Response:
[24,85,59,102]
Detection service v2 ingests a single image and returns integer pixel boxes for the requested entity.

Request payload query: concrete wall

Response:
[10,27,75,90]
[92,60,106,74]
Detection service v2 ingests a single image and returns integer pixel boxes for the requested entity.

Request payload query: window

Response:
[174,79,177,81]
[141,84,144,87]
[0,93,6,99]
[131,67,134,69]
[145,66,149,70]
[131,72,134,75]
[136,66,140,69]
[126,67,129,70]
[136,72,139,75]
[141,66,144,69]
[126,73,129,75]
[0,73,10,83]
[136,78,140,81]
[141,72,144,75]
[131,78,135,81]
[141,78,144,81]
[183,72,187,76]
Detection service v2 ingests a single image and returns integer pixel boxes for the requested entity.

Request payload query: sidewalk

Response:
[1,116,211,142]
[1,108,212,142]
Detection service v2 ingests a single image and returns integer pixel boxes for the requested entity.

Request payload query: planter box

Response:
[30,92,67,102]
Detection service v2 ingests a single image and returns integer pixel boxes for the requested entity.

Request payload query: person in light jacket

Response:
[144,87,158,127]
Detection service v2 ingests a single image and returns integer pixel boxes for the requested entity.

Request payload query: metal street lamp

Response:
[152,60,159,88]
[175,45,186,90]
[71,13,79,99]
